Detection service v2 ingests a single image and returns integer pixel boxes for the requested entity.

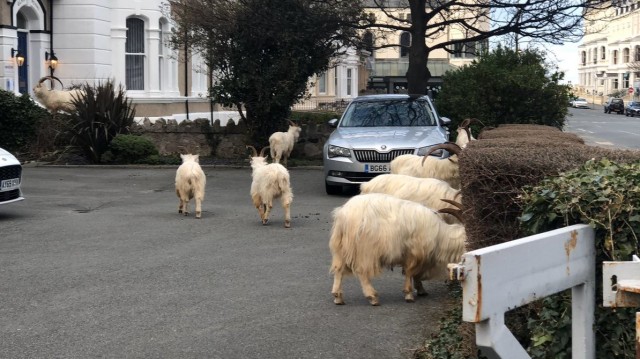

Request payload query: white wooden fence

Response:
[448,224,596,359]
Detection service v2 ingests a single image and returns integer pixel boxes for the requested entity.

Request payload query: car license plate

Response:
[364,164,389,173]
[1,178,20,191]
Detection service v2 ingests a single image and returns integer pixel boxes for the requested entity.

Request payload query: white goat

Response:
[175,154,206,219]
[329,193,466,305]
[32,76,84,113]
[247,145,294,228]
[390,143,462,189]
[455,118,483,149]
[360,174,462,224]
[268,120,301,167]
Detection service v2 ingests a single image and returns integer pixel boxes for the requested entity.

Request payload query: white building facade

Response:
[577,1,640,103]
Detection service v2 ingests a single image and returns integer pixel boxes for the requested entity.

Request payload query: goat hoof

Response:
[405,296,415,303]
[416,290,428,297]
[262,219,269,225]
[284,221,291,228]
[333,293,345,305]
[367,296,380,306]
[178,210,183,214]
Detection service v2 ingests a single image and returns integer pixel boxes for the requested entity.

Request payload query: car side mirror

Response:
[439,116,451,127]
[328,118,338,128]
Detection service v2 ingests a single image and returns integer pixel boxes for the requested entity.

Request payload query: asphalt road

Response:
[565,106,640,149]
[1,166,449,359]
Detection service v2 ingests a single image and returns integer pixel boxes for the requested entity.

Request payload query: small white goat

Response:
[455,118,483,149]
[360,174,462,224]
[247,145,294,228]
[175,154,206,219]
[268,120,301,167]
[32,76,84,113]
[390,143,462,189]
[329,193,466,305]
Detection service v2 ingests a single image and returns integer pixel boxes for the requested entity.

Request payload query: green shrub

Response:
[62,80,135,163]
[109,134,158,163]
[0,89,50,153]
[290,110,341,124]
[520,158,640,358]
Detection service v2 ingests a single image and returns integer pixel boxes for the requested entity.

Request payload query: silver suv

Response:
[323,94,450,195]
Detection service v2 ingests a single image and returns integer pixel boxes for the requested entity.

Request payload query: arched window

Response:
[363,31,374,55]
[400,32,411,58]
[623,48,630,63]
[126,17,145,90]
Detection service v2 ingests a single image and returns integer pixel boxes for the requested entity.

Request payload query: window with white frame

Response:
[159,19,166,91]
[318,72,326,94]
[346,69,352,96]
[126,17,145,90]
[623,48,630,63]
[613,50,618,65]
[601,46,606,59]
[613,78,619,89]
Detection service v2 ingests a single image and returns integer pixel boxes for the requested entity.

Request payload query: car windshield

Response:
[339,99,438,127]
[612,99,623,103]
[631,102,640,107]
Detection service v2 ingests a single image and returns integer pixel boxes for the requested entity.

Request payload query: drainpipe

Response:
[49,0,54,78]
[184,30,190,120]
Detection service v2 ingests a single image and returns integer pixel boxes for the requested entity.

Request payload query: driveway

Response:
[1,166,449,359]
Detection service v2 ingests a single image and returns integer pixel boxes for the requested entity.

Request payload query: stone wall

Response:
[131,117,333,160]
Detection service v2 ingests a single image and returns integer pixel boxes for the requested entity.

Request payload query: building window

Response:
[126,17,145,90]
[601,46,606,60]
[623,48,630,63]
[363,31,374,55]
[400,32,411,58]
[347,69,352,96]
[613,50,618,65]
[613,78,619,89]
[318,72,326,94]
[581,51,586,65]
[159,20,166,91]
[334,69,338,96]
[593,48,597,64]
[635,46,640,61]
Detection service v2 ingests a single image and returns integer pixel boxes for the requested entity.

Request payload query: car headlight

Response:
[328,145,351,158]
[417,146,443,157]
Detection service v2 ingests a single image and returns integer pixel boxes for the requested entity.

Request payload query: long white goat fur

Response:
[268,123,301,166]
[175,154,206,218]
[360,174,462,224]
[390,154,460,189]
[329,193,466,305]
[249,150,294,228]
[33,78,84,113]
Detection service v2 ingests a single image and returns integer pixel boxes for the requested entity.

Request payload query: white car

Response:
[570,98,589,108]
[0,147,24,204]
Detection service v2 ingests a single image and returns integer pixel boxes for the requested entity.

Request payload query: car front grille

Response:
[353,149,414,163]
[0,165,22,181]
[339,171,384,182]
[0,189,21,202]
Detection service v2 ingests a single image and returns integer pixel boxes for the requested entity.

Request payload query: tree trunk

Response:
[407,0,431,95]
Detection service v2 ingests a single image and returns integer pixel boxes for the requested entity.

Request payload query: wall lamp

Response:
[45,51,58,70]
[11,47,25,67]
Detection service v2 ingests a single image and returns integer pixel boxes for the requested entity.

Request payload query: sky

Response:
[545,42,580,85]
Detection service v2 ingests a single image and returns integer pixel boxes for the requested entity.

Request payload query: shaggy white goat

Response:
[175,154,206,219]
[360,174,462,224]
[329,193,466,305]
[455,118,483,149]
[390,143,462,189]
[268,120,301,167]
[247,145,294,228]
[32,76,84,113]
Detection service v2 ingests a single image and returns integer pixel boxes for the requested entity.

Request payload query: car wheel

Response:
[325,182,343,195]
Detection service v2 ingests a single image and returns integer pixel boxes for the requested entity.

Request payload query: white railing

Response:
[448,224,596,359]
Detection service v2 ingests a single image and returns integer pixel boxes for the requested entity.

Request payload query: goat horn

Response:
[440,198,464,210]
[246,145,258,157]
[50,76,64,89]
[459,118,471,128]
[421,143,462,165]
[38,76,53,85]
[259,146,270,157]
[467,118,485,127]
[438,208,464,223]
[288,120,297,127]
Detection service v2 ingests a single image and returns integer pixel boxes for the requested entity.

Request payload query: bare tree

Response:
[361,0,612,95]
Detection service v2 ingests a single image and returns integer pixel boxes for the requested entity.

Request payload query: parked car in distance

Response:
[0,147,24,205]
[570,98,589,108]
[323,94,450,195]
[625,101,640,117]
[604,97,625,114]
